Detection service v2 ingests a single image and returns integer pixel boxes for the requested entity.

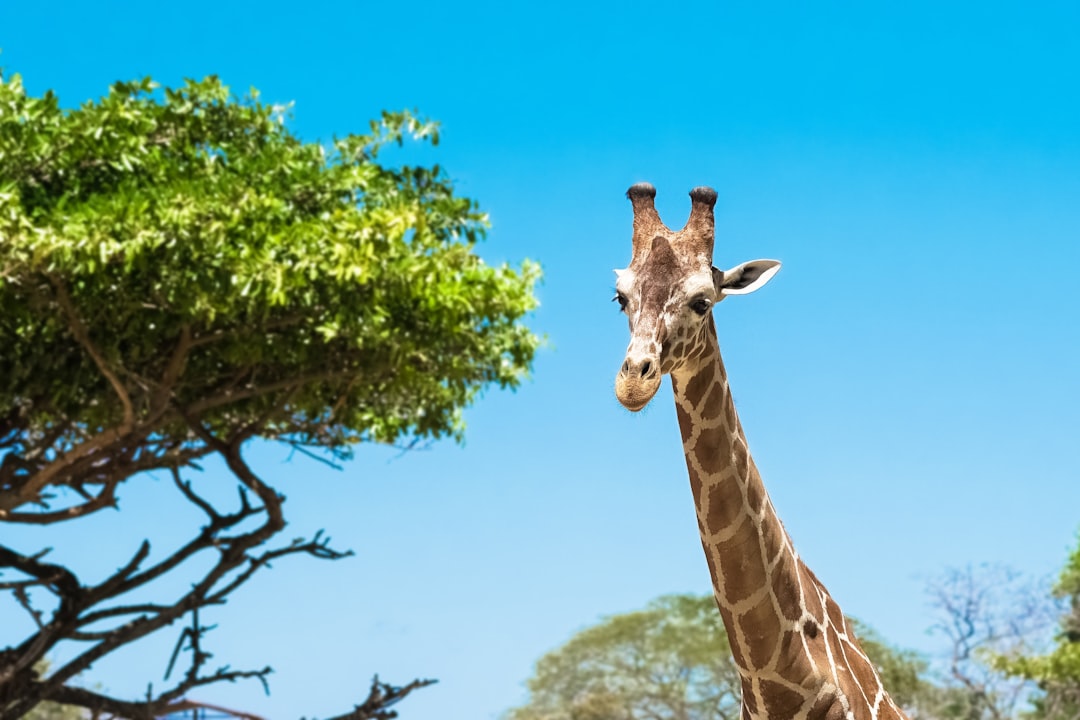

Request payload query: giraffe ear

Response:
[713,260,781,296]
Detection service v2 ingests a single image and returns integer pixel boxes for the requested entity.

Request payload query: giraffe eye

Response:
[690,297,711,315]
[613,292,629,312]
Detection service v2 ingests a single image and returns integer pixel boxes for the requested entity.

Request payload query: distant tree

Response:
[504,594,938,720]
[993,536,1080,720]
[505,594,742,720]
[926,565,1059,720]
[0,70,540,719]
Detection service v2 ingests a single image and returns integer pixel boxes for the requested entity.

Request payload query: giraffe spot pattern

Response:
[740,598,783,669]
[774,629,817,685]
[807,690,847,720]
[670,302,905,719]
[718,517,768,606]
[707,484,745,533]
[697,438,729,477]
[761,679,807,718]
[771,550,803,622]
[683,353,715,401]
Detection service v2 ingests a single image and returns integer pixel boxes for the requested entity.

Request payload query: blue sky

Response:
[3,2,1080,718]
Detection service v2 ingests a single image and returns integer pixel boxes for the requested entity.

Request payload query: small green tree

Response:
[0,70,540,719]
[995,537,1080,719]
[504,594,937,720]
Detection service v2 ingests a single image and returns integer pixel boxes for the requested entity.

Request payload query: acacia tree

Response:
[504,594,937,720]
[505,594,743,720]
[0,71,540,719]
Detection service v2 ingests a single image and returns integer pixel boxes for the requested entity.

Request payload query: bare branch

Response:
[1,369,411,720]
[322,676,438,720]
[76,602,177,627]
[0,544,84,687]
[0,425,128,514]
[2,478,120,523]
[22,668,275,720]
[12,585,45,629]
[0,544,82,602]
[287,441,345,471]
[207,530,353,604]
[926,564,1052,720]
[171,465,219,521]
[3,400,428,720]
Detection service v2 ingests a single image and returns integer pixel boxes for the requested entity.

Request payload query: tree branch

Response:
[50,277,134,431]
[150,323,193,414]
[28,672,274,720]
[0,425,128,514]
[322,676,437,720]
[188,313,308,349]
[2,477,120,523]
[187,368,354,416]
[0,544,84,687]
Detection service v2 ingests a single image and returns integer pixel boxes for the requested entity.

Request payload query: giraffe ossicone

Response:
[614,183,908,720]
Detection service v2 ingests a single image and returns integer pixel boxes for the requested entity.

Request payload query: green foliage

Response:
[506,594,742,720]
[0,71,540,460]
[0,69,538,717]
[505,594,940,720]
[993,535,1080,719]
[1000,645,1080,689]
[1055,536,1080,600]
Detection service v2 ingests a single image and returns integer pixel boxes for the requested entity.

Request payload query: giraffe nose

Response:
[621,357,658,379]
[616,353,662,411]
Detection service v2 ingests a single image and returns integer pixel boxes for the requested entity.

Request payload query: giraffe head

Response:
[614,183,781,411]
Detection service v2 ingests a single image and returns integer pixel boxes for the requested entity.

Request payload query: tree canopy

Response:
[0,72,540,514]
[0,70,539,719]
[507,594,742,720]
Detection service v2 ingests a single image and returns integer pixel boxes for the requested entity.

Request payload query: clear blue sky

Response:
[3,2,1080,718]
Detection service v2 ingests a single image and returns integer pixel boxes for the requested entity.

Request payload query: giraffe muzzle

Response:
[615,356,662,412]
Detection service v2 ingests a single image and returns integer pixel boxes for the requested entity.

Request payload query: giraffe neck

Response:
[670,321,906,720]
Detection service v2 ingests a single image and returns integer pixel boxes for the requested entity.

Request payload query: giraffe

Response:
[612,182,909,720]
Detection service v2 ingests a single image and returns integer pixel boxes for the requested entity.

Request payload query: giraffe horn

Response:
[627,182,666,257]
[682,186,718,258]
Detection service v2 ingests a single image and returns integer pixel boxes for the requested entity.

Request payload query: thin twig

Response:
[287,442,344,471]
[323,675,438,720]
[12,586,45,629]
[3,478,120,523]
